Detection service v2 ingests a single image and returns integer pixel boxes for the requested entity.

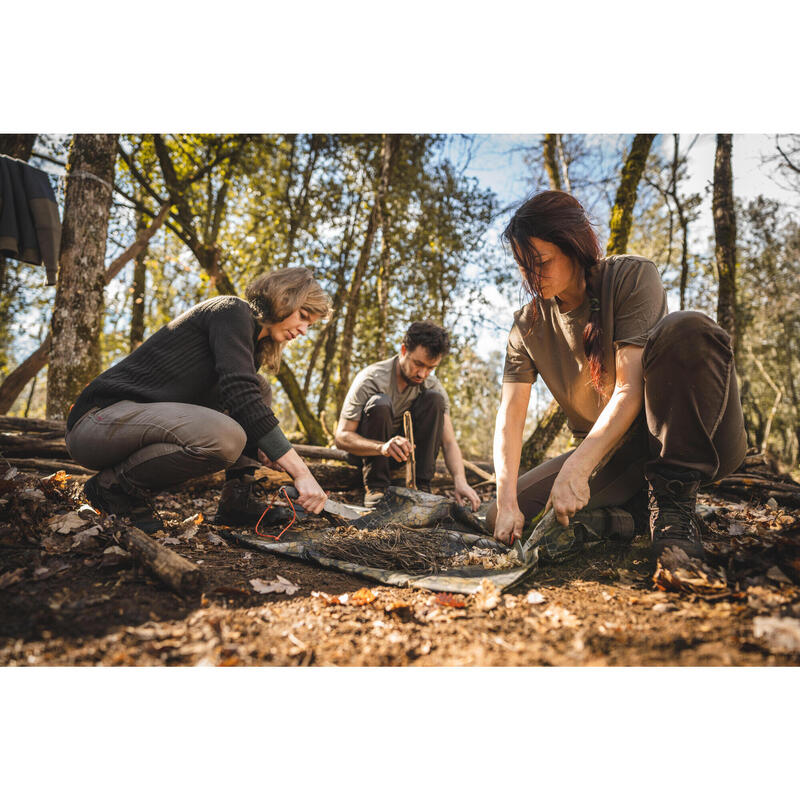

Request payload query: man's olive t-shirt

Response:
[502,255,668,436]
[341,355,451,430]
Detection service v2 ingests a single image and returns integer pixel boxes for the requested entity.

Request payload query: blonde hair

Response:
[246,267,332,373]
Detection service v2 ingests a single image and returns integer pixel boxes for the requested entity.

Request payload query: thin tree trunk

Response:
[667,135,692,310]
[0,203,169,414]
[542,134,562,191]
[276,360,327,444]
[713,133,739,361]
[129,203,148,351]
[46,134,118,420]
[607,134,656,255]
[520,135,568,471]
[335,134,398,412]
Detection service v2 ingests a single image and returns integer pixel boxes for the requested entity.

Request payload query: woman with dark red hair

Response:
[488,191,747,560]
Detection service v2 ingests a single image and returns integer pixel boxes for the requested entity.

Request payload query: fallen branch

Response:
[3,457,93,475]
[113,525,204,596]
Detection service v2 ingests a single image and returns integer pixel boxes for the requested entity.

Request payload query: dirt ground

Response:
[2,466,800,667]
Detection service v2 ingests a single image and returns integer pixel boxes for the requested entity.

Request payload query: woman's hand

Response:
[493,504,525,546]
[547,457,591,526]
[292,472,328,515]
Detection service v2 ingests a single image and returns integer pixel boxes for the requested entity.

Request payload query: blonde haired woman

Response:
[66,268,331,530]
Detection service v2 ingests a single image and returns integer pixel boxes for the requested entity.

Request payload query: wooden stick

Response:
[403,411,416,490]
[462,458,494,483]
[113,525,204,596]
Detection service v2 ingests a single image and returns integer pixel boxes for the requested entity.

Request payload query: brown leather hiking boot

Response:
[83,474,162,533]
[646,468,705,560]
[214,475,292,527]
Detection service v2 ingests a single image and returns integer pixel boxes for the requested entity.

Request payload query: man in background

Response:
[335,321,481,510]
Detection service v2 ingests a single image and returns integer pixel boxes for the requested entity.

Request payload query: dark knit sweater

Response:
[66,296,292,460]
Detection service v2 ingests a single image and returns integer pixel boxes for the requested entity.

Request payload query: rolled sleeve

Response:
[613,258,668,348]
[502,317,538,384]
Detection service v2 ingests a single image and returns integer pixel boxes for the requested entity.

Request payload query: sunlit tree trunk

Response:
[713,133,739,361]
[335,134,398,412]
[46,134,118,420]
[607,134,656,255]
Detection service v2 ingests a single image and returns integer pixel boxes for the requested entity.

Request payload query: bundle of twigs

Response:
[319,524,453,573]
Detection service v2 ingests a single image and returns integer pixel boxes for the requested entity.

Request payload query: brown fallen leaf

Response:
[312,591,342,605]
[435,593,466,608]
[350,588,377,606]
[0,567,26,590]
[384,600,414,621]
[653,546,729,597]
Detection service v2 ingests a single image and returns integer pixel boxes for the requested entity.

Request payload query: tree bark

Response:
[335,134,399,412]
[0,134,37,161]
[46,134,119,420]
[0,202,169,415]
[276,359,327,445]
[542,134,562,191]
[606,134,656,255]
[713,133,739,360]
[519,135,569,471]
[520,399,568,471]
[129,203,148,351]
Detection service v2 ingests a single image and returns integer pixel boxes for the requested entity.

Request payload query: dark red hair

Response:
[502,191,606,395]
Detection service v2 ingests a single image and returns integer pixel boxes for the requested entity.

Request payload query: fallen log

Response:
[3,457,93,475]
[0,416,65,434]
[113,525,204,596]
[0,433,70,459]
[711,473,800,507]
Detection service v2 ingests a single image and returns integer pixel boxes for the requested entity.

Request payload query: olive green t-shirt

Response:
[502,255,668,436]
[341,355,451,430]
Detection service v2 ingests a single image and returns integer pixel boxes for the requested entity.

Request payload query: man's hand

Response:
[493,505,525,546]
[293,472,328,515]
[546,458,591,526]
[380,435,413,462]
[454,479,481,512]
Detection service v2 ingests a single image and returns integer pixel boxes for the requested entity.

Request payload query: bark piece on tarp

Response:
[349,486,489,535]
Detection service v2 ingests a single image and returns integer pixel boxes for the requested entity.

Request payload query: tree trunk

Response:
[335,134,398,412]
[0,202,169,415]
[542,134,562,191]
[519,135,569,471]
[606,134,656,255]
[46,134,118,420]
[129,204,148,351]
[276,359,327,445]
[0,134,37,161]
[520,399,568,471]
[713,133,738,361]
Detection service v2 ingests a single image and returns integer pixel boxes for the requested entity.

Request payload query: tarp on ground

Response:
[221,487,538,594]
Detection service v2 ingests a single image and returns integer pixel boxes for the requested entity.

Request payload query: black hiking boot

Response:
[214,475,292,527]
[83,474,163,534]
[646,468,705,560]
